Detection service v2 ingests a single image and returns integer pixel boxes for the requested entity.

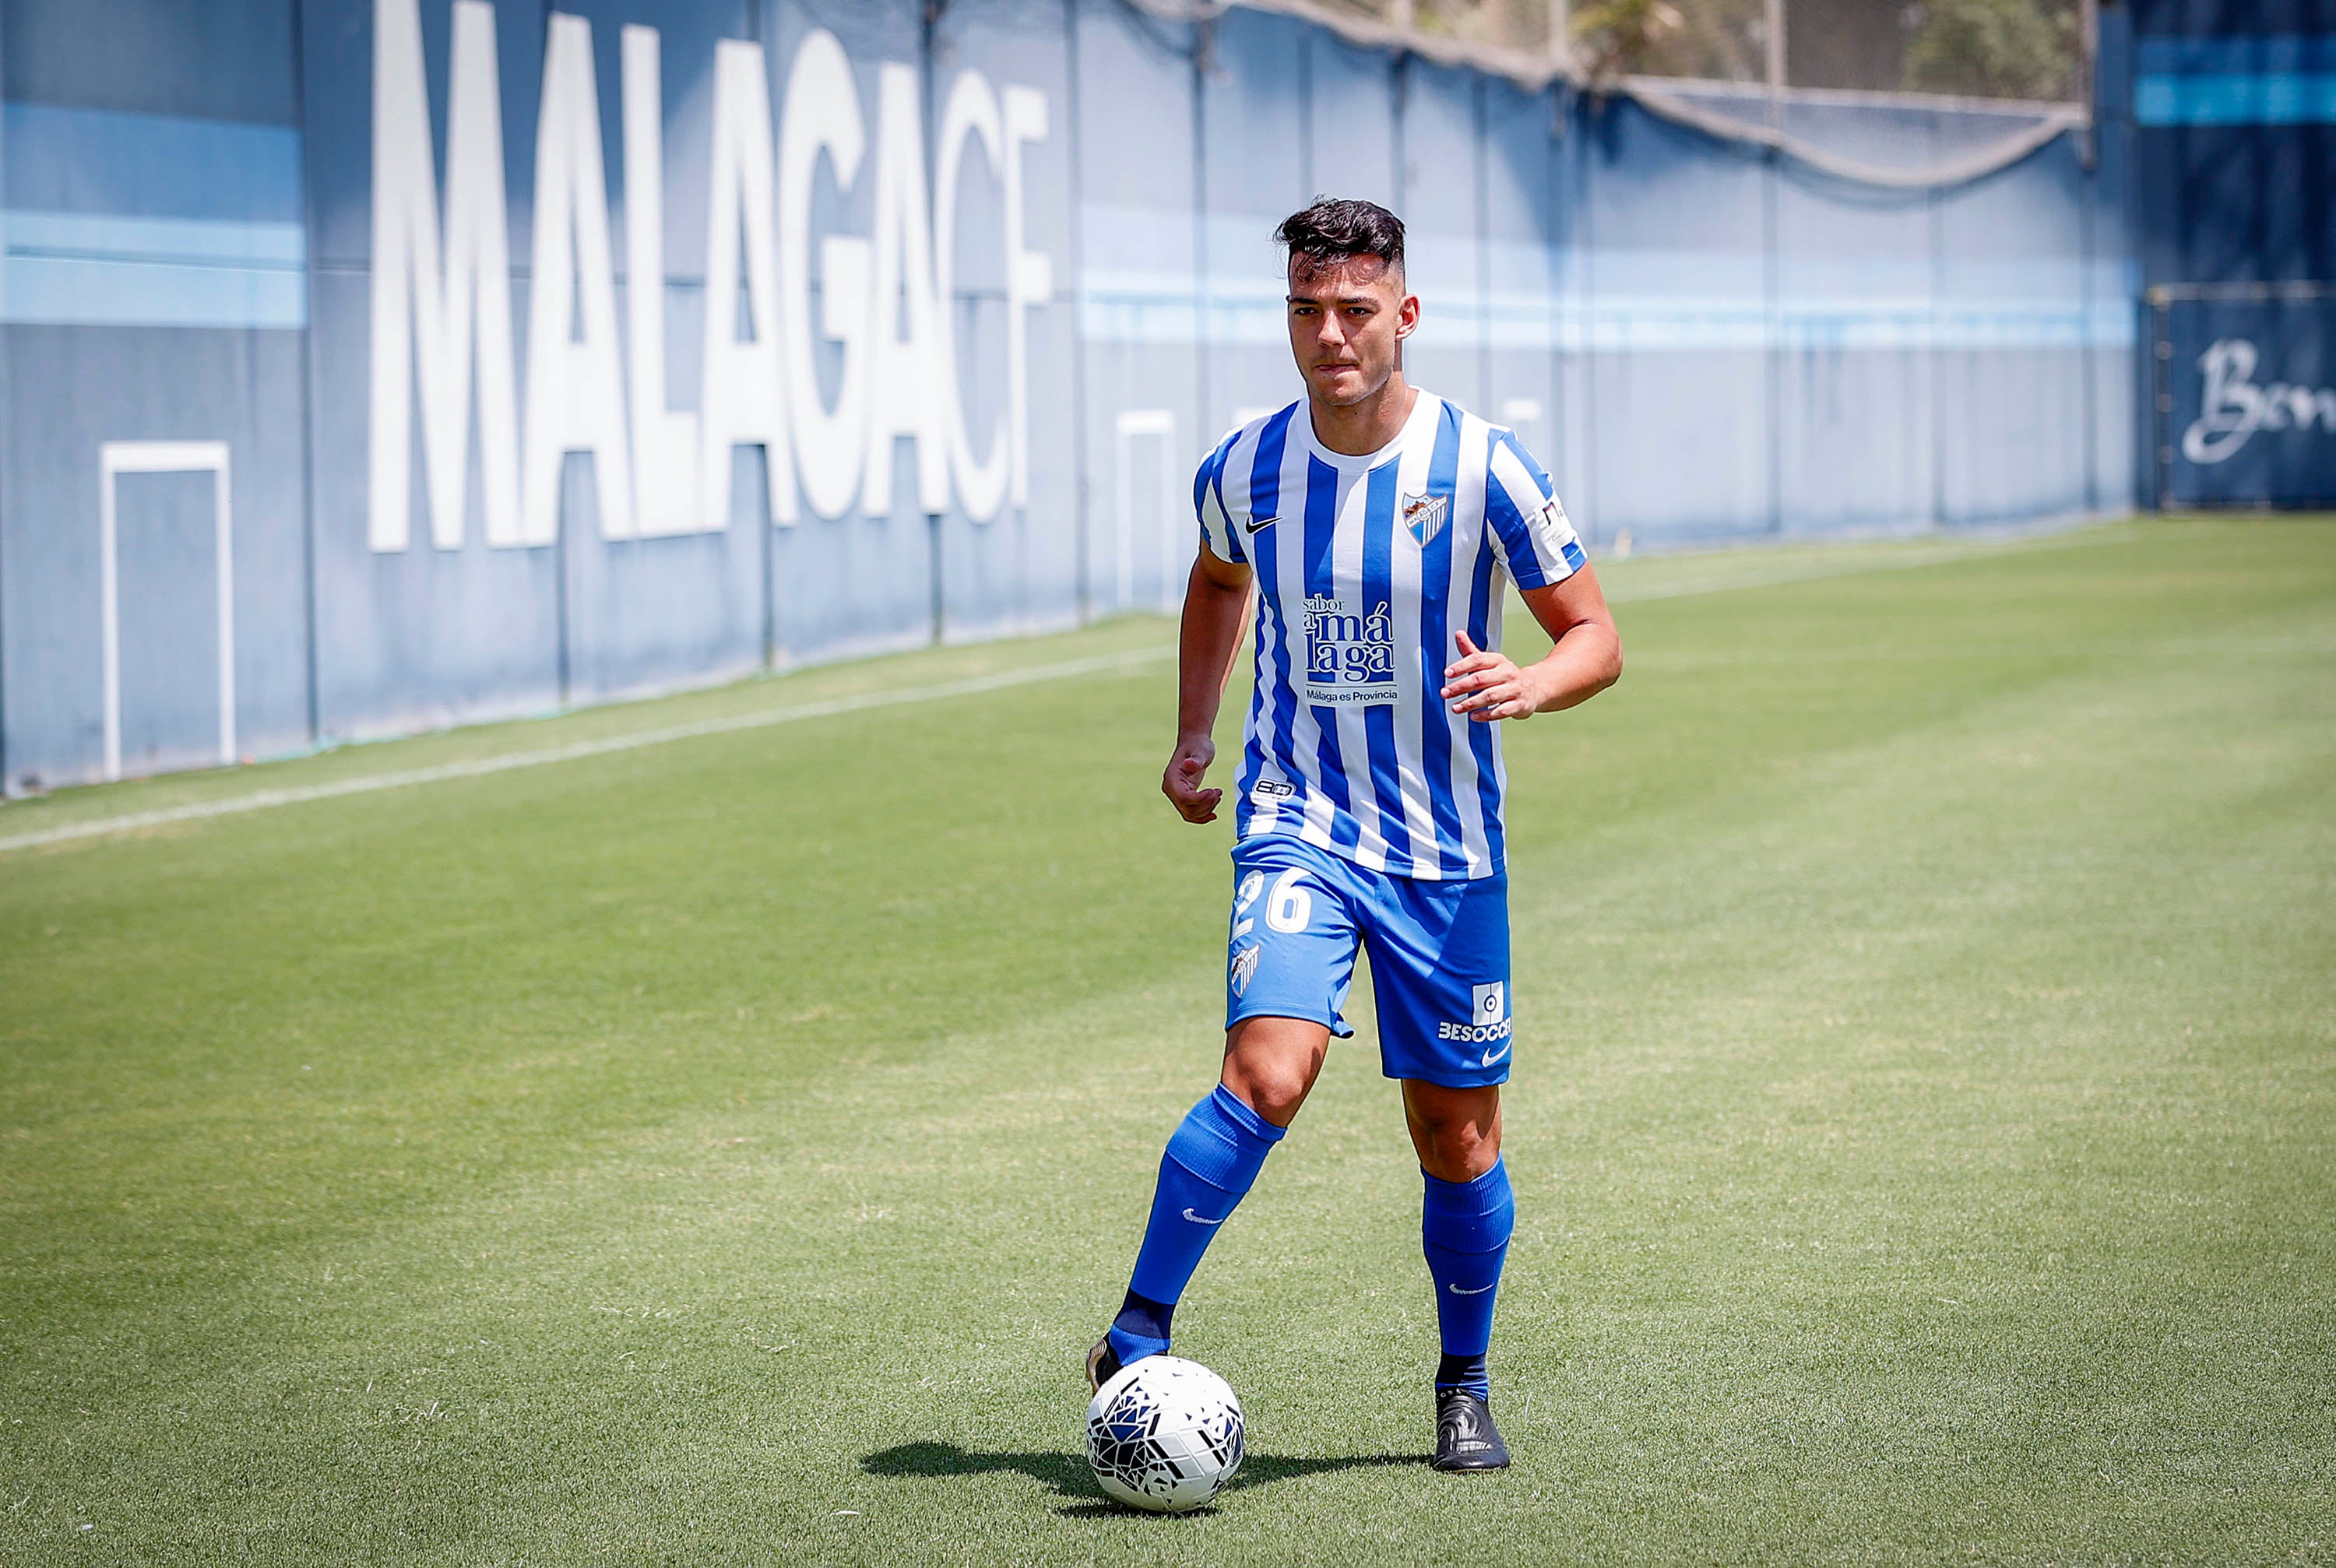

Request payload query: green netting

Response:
[1785,0,2084,102]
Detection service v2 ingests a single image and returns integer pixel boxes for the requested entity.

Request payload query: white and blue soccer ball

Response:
[1084,1355,1245,1513]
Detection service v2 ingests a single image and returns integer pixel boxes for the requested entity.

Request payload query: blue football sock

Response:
[1106,1085,1286,1366]
[1422,1158,1515,1400]
[1110,1289,1173,1352]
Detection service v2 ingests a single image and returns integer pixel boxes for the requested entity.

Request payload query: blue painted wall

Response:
[2124,0,2336,505]
[0,0,2134,792]
[2129,0,2336,285]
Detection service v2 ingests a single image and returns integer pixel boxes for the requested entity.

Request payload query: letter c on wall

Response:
[934,69,1011,525]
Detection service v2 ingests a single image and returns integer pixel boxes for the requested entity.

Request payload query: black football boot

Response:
[1085,1334,1123,1394]
[1431,1387,1511,1471]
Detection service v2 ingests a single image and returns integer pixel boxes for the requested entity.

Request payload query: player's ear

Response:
[1395,291,1420,340]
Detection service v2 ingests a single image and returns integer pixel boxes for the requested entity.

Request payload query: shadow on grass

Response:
[861,1440,1423,1516]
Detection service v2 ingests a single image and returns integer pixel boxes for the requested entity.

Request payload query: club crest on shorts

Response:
[1230,944,1261,998]
[1403,491,1449,547]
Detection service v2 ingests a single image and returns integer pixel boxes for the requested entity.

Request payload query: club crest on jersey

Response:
[1402,491,1449,547]
[1301,598,1396,705]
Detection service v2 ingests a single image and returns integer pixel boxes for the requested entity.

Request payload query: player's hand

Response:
[1162,735,1223,823]
[1442,632,1543,722]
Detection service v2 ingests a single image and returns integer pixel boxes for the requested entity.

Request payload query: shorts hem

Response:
[1226,1003,1356,1041]
[1381,1060,1511,1089]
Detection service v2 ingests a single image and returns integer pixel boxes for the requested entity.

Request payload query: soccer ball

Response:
[1084,1355,1245,1513]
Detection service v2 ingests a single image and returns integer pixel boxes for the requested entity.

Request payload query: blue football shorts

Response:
[1222,835,1515,1089]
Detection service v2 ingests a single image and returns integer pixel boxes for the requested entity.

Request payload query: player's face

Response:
[1286,255,1418,408]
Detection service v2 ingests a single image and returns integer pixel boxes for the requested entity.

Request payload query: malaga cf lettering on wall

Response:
[368,0,1054,553]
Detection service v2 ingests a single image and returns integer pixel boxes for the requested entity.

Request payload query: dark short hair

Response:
[1274,198,1405,279]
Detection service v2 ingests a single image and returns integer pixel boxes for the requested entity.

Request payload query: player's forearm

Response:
[1525,622,1623,715]
[1177,563,1251,740]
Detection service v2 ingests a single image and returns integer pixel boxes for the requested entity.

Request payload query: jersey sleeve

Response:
[1484,430,1586,589]
[1194,435,1245,566]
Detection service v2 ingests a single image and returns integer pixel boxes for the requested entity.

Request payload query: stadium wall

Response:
[0,0,2134,793]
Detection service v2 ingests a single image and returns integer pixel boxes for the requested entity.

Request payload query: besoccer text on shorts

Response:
[1087,197,1626,1475]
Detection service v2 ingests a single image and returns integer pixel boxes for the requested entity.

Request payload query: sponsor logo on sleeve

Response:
[1534,497,1573,555]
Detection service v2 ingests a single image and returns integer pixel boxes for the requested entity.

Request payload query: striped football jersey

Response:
[1194,391,1585,881]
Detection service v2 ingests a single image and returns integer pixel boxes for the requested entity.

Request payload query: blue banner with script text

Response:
[2165,296,2336,508]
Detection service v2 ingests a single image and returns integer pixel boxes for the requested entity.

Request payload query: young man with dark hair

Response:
[1089,198,1622,1471]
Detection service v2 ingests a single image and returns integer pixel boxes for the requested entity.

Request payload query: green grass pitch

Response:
[2,519,2331,1565]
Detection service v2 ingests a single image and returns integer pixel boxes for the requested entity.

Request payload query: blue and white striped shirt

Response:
[1195,392,1587,882]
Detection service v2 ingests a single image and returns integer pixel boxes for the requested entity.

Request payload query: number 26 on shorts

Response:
[1234,868,1313,939]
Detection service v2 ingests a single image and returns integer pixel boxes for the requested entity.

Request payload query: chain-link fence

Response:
[1140,0,2095,186]
[1257,0,2088,103]
[1569,0,1766,85]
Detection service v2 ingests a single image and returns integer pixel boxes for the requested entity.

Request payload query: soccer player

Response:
[1086,198,1624,1472]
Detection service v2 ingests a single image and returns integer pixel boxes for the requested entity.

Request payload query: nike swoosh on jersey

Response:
[1244,514,1277,534]
[1447,1281,1496,1295]
[1182,1208,1228,1225]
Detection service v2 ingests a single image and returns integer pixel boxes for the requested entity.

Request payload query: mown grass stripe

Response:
[0,648,1173,855]
[0,526,2102,856]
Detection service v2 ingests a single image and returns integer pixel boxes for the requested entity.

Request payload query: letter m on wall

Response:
[369,0,522,551]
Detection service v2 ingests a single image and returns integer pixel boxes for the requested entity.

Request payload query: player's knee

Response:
[1413,1114,1499,1183]
[1221,1020,1326,1127]
[1221,1062,1307,1127]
